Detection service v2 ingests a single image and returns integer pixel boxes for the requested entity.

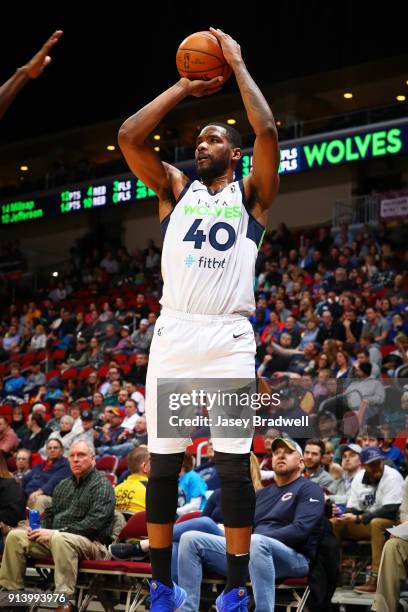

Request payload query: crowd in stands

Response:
[0,220,407,609]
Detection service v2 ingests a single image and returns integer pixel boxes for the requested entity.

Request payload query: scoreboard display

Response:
[1,119,407,226]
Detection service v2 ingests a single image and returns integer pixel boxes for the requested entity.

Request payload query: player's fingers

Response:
[207,76,223,87]
[44,30,63,51]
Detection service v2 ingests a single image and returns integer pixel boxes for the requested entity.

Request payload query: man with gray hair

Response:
[45,415,84,457]
[0,440,115,612]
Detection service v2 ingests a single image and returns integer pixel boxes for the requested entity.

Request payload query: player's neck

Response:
[201,170,233,191]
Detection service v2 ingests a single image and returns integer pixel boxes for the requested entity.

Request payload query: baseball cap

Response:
[360,446,384,464]
[340,443,362,456]
[81,410,94,421]
[108,407,125,418]
[140,318,149,326]
[271,438,303,457]
[121,325,130,331]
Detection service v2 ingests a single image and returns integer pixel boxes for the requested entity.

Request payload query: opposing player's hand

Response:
[180,77,224,97]
[22,30,63,79]
[209,28,242,68]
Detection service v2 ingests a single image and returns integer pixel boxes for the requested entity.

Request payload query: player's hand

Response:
[28,528,56,544]
[22,30,63,79]
[180,77,224,97]
[209,28,242,67]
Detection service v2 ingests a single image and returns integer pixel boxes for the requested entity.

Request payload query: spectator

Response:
[68,403,84,436]
[177,453,208,516]
[378,424,404,468]
[23,362,46,396]
[99,366,121,396]
[87,337,104,369]
[2,364,26,399]
[10,406,28,439]
[355,345,381,378]
[107,325,133,356]
[45,415,84,458]
[47,402,67,432]
[114,446,149,515]
[194,439,220,491]
[299,315,320,348]
[13,448,32,483]
[372,475,408,612]
[129,353,148,386]
[316,310,345,344]
[19,413,50,453]
[122,399,139,432]
[100,250,119,275]
[132,293,150,323]
[0,415,19,455]
[125,381,145,414]
[177,438,324,612]
[0,440,115,610]
[79,410,96,449]
[131,319,152,353]
[23,438,70,512]
[332,446,403,593]
[303,438,334,492]
[65,336,89,368]
[258,428,281,485]
[0,451,26,549]
[1,325,20,359]
[362,307,390,345]
[342,308,363,345]
[29,324,47,350]
[330,443,362,501]
[384,389,408,432]
[95,407,125,456]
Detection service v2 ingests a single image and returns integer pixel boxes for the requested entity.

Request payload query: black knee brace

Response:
[214,451,255,528]
[146,452,184,523]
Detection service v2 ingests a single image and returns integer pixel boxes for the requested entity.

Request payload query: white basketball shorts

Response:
[145,307,256,454]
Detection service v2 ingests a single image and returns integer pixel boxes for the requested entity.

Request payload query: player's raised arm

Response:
[118,77,223,211]
[0,30,63,120]
[210,28,280,214]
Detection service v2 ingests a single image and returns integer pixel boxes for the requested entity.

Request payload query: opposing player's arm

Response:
[210,29,280,218]
[118,77,223,219]
[0,30,63,120]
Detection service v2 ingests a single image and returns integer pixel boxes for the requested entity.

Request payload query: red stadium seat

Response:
[118,511,148,540]
[51,349,66,361]
[104,472,117,486]
[78,366,95,380]
[253,436,266,455]
[46,369,60,381]
[186,437,209,455]
[61,367,78,380]
[114,354,129,364]
[98,364,110,378]
[96,455,119,473]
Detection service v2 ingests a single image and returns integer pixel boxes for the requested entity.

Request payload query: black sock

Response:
[225,552,249,593]
[150,546,173,588]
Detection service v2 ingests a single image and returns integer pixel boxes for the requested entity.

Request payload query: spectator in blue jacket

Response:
[23,438,70,512]
[194,440,220,492]
[177,438,325,612]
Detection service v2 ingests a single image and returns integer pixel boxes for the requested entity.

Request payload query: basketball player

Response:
[0,30,62,120]
[119,28,280,611]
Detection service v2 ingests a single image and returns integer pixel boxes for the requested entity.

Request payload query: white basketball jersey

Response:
[160,179,265,315]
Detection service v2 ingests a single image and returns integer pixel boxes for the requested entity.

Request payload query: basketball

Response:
[176,31,231,86]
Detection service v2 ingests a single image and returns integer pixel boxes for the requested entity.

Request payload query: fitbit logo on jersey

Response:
[184,254,226,269]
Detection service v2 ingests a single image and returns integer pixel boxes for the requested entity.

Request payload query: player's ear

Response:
[232,147,242,162]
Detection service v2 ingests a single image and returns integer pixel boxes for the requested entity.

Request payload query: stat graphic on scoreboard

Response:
[1,119,407,226]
